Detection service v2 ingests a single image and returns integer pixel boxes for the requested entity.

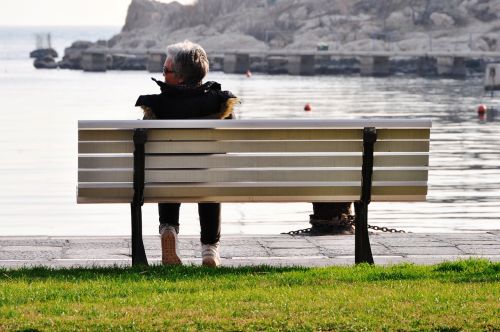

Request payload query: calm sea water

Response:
[0,26,499,236]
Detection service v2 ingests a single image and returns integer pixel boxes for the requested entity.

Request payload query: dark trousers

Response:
[159,203,221,245]
[312,202,352,219]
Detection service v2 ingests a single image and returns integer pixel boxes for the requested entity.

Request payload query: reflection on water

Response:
[0,59,499,235]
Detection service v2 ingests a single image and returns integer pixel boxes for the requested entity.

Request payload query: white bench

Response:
[78,119,431,266]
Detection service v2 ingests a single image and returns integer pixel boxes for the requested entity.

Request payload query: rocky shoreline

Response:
[32,0,499,77]
[31,40,488,78]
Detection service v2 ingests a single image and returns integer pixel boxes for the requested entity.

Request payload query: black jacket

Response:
[135,78,236,120]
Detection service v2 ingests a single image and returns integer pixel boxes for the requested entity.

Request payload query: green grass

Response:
[0,259,498,331]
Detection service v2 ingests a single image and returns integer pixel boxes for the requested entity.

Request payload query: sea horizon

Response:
[0,25,121,61]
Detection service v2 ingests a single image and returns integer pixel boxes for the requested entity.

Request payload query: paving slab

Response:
[220,247,269,258]
[63,248,130,260]
[378,240,452,247]
[0,239,68,247]
[457,245,500,255]
[389,246,465,255]
[0,233,499,269]
[268,248,323,257]
[261,240,317,249]
[66,239,129,250]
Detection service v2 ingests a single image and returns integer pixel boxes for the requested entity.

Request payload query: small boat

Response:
[484,63,500,93]
[30,33,58,69]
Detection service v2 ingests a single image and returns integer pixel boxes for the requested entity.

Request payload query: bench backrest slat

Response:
[78,169,428,183]
[78,154,429,169]
[77,119,431,204]
[78,140,429,154]
[77,183,428,204]
[78,119,432,129]
[78,128,430,141]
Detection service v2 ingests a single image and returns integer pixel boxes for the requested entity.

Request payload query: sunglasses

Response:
[163,66,175,75]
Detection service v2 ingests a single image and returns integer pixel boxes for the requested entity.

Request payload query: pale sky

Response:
[0,0,195,26]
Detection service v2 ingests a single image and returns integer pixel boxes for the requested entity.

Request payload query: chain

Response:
[281,228,313,235]
[367,225,408,233]
[281,215,409,235]
[348,215,408,233]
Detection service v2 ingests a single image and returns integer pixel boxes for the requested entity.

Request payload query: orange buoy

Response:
[477,104,487,115]
[246,70,252,78]
[304,103,312,112]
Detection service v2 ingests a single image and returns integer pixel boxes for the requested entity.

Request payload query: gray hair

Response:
[166,40,209,85]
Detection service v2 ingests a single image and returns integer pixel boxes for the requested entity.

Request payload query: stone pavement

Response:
[0,232,499,268]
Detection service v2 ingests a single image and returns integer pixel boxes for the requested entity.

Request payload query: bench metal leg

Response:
[131,204,148,266]
[130,128,148,267]
[354,202,374,264]
[354,127,377,265]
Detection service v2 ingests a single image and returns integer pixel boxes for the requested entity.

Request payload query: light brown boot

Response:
[160,225,182,265]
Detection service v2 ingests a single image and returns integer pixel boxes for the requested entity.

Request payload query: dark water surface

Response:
[0,58,499,235]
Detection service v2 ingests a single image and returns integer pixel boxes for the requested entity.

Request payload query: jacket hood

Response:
[151,77,222,97]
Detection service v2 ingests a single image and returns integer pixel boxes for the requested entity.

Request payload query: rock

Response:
[122,0,177,32]
[107,35,122,48]
[96,40,109,47]
[430,12,455,28]
[292,6,308,21]
[465,0,498,22]
[191,33,267,52]
[60,40,95,70]
[70,41,94,49]
[402,6,413,17]
[58,0,500,73]
[385,12,409,29]
[480,36,498,51]
[127,40,141,49]
[397,36,431,52]
[144,40,157,49]
[277,12,291,26]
